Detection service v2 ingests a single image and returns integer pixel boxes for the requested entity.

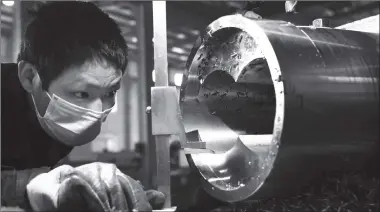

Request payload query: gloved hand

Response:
[26,162,165,212]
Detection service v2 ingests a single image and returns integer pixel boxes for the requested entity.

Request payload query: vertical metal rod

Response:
[136,2,154,190]
[153,1,169,87]
[155,135,171,208]
[133,3,147,154]
[152,1,171,208]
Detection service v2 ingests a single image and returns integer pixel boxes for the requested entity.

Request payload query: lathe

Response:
[151,4,379,210]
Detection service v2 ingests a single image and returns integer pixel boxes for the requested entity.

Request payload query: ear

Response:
[18,61,38,93]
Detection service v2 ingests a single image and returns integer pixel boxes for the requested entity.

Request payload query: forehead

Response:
[54,60,123,88]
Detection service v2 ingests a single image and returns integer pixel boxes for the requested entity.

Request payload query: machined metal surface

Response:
[180,14,379,203]
[335,14,379,33]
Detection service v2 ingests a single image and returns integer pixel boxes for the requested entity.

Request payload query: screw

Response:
[146,106,152,114]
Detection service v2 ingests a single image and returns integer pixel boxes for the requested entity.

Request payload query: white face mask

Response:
[31,93,113,145]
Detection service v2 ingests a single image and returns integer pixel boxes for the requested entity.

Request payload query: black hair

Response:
[17,1,128,90]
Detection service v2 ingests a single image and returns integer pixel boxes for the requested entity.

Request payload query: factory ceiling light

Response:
[176,33,187,39]
[131,36,138,43]
[171,47,186,54]
[2,1,14,7]
[174,73,183,87]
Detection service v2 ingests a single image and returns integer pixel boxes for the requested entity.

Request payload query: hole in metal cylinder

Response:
[181,28,278,192]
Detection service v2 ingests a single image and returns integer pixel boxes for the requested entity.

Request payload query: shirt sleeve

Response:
[1,167,50,208]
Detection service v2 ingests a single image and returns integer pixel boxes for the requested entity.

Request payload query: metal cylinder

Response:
[179,14,379,203]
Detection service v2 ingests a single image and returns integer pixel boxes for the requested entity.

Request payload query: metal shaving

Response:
[210,171,379,212]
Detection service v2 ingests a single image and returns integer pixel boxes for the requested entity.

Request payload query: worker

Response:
[1,1,165,211]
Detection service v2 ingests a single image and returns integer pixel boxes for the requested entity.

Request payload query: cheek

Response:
[47,77,78,104]
[48,84,69,100]
[102,97,116,110]
[48,83,88,108]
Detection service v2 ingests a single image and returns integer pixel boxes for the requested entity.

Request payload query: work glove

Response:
[26,162,165,212]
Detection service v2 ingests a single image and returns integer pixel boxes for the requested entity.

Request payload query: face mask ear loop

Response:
[31,71,53,118]
[31,94,44,118]
[31,91,53,119]
[45,92,52,99]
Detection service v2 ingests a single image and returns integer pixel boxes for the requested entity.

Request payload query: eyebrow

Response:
[67,78,121,90]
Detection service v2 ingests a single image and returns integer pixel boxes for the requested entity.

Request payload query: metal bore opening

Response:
[181,27,278,193]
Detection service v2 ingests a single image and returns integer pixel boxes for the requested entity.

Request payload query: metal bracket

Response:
[151,87,207,153]
[312,18,332,28]
[182,130,214,154]
[151,87,184,136]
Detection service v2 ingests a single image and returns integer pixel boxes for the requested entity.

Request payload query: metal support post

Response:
[135,2,155,190]
[151,1,171,208]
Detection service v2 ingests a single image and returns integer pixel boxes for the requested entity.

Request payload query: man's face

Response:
[32,60,122,146]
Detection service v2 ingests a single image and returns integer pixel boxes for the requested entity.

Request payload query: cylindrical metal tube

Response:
[180,14,379,203]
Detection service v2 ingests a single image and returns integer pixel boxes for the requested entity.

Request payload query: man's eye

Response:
[72,92,89,99]
[106,90,117,98]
